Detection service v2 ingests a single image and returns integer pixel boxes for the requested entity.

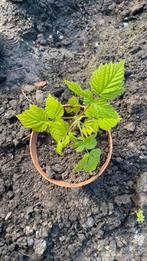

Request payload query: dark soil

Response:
[0,0,147,260]
[37,132,108,183]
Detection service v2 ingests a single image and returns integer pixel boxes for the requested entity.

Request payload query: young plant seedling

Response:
[17,60,125,173]
[136,209,145,223]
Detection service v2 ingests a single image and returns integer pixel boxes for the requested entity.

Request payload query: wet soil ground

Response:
[37,132,108,183]
[0,0,147,260]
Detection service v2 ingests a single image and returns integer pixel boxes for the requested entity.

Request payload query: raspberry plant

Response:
[17,60,125,173]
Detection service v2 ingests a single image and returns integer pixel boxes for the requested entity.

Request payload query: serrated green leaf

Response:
[16,104,49,132]
[136,209,145,223]
[97,118,120,130]
[49,119,69,142]
[45,94,64,119]
[64,80,93,104]
[65,96,80,114]
[74,135,97,152]
[75,148,101,172]
[65,107,80,114]
[85,100,121,130]
[82,90,94,105]
[90,60,125,100]
[69,132,77,142]
[56,135,70,155]
[69,96,79,106]
[56,141,63,155]
[82,119,99,136]
[82,126,91,136]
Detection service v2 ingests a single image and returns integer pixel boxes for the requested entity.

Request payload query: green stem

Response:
[78,123,83,137]
[70,115,85,131]
[65,104,86,108]
[63,116,74,120]
[64,104,88,134]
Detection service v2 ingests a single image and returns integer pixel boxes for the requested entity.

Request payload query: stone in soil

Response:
[27,237,34,247]
[34,239,47,256]
[114,194,132,205]
[46,165,55,178]
[86,216,95,228]
[22,84,35,93]
[124,122,135,132]
[129,2,146,16]
[35,90,45,104]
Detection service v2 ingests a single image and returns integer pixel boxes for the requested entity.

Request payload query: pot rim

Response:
[29,131,112,188]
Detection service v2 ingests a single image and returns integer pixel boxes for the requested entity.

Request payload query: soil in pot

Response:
[37,131,108,183]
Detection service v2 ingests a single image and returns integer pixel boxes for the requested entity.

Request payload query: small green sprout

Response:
[136,209,145,223]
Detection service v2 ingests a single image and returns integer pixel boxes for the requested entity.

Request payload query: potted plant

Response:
[17,60,125,188]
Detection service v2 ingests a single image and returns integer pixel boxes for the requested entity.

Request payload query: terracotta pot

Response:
[29,131,112,188]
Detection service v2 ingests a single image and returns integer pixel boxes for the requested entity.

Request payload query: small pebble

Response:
[27,237,34,247]
[5,212,12,221]
[46,166,55,179]
[35,90,44,104]
[22,84,35,93]
[123,22,128,28]
[34,239,47,256]
[34,81,47,89]
[124,122,135,132]
[52,164,61,173]
[59,35,64,40]
[86,217,94,228]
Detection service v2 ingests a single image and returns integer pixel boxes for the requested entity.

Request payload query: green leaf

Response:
[49,119,69,142]
[46,94,64,119]
[85,100,121,130]
[98,118,120,131]
[65,96,80,114]
[74,135,97,153]
[69,132,77,142]
[90,60,125,100]
[136,209,145,223]
[64,80,93,105]
[82,90,94,105]
[16,104,49,132]
[69,96,79,105]
[82,126,91,136]
[75,148,101,172]
[82,119,99,136]
[56,135,70,155]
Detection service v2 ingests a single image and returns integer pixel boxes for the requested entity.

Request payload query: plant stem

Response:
[63,116,74,120]
[64,104,86,109]
[21,89,34,104]
[78,123,83,137]
[64,103,88,134]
